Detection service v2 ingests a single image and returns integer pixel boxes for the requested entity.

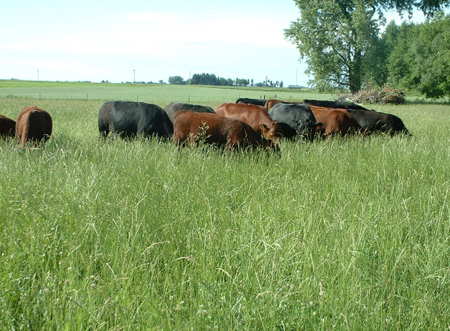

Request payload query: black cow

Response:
[164,102,214,124]
[236,98,267,107]
[0,114,16,137]
[304,99,370,111]
[98,101,173,138]
[346,108,409,135]
[268,103,321,140]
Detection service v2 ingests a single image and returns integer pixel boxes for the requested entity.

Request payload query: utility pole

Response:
[37,69,39,81]
[133,69,136,83]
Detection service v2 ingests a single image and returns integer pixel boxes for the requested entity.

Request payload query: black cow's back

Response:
[347,108,408,134]
[269,103,318,139]
[304,99,369,111]
[98,101,173,138]
[236,98,267,107]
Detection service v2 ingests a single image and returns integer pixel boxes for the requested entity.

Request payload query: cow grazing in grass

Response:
[164,102,214,124]
[308,105,362,138]
[215,102,284,142]
[304,99,409,135]
[268,103,321,140]
[173,111,277,151]
[0,114,16,137]
[346,108,409,135]
[15,106,52,148]
[98,101,173,138]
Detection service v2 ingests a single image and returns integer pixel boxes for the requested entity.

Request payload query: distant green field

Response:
[1,83,449,330]
[0,80,333,108]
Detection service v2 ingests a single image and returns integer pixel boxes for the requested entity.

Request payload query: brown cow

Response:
[0,114,16,137]
[16,106,53,148]
[215,102,284,142]
[308,105,361,138]
[173,111,277,151]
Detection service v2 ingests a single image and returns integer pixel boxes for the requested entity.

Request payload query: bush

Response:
[341,84,406,105]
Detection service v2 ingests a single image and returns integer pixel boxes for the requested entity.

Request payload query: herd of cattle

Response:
[0,97,409,150]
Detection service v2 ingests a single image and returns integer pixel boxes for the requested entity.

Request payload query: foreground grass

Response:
[1,95,449,330]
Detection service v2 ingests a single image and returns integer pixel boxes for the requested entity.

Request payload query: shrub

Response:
[341,84,406,105]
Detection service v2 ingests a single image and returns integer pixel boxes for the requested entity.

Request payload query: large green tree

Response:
[382,12,450,98]
[383,21,420,89]
[414,12,450,98]
[285,0,449,93]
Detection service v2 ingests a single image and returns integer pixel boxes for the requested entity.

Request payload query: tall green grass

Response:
[0,91,449,330]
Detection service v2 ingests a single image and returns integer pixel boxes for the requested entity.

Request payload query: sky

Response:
[1,0,309,86]
[0,0,431,87]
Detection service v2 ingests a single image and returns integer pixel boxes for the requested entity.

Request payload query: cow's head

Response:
[260,122,283,143]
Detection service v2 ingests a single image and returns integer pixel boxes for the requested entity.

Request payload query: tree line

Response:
[285,0,450,98]
[168,73,284,88]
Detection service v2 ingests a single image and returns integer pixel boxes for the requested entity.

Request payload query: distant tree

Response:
[235,78,249,86]
[168,76,185,85]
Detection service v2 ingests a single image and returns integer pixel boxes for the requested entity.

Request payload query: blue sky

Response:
[0,0,428,86]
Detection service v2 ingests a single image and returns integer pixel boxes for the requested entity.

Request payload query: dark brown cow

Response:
[308,105,361,138]
[173,111,277,151]
[215,102,284,142]
[15,106,52,148]
[235,98,267,106]
[0,114,16,137]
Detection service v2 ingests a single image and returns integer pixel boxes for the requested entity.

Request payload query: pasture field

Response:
[0,83,449,330]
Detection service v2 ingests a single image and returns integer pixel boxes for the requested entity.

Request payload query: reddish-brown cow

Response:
[308,105,361,138]
[173,111,277,151]
[0,114,16,137]
[215,102,283,142]
[16,106,53,148]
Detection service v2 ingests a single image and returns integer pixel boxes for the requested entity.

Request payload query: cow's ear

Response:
[260,123,269,133]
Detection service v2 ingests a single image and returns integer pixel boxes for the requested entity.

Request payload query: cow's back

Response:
[164,102,214,123]
[269,103,318,139]
[235,98,267,106]
[100,101,173,138]
[0,114,16,137]
[173,111,228,146]
[173,111,268,149]
[304,99,369,110]
[16,106,52,147]
[98,101,115,137]
[347,109,408,135]
[216,103,270,129]
[309,106,361,137]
